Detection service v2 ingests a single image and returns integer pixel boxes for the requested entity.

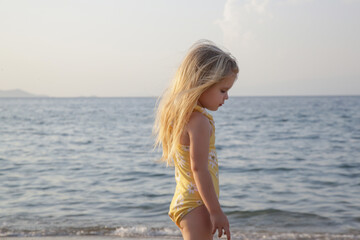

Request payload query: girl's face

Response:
[198,72,236,111]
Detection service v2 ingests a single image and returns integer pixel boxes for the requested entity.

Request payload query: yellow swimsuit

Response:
[168,105,219,227]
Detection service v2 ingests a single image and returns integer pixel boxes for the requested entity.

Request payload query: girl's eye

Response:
[221,90,226,93]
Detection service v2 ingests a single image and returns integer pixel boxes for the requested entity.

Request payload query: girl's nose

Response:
[225,92,229,100]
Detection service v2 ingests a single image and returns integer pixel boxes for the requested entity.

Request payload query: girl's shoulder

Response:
[187,110,211,133]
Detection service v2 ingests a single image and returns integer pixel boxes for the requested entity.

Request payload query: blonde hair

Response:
[153,40,238,166]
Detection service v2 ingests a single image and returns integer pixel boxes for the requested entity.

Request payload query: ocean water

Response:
[0,96,359,239]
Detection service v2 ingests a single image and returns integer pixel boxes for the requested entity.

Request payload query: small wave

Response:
[309,179,342,187]
[0,226,116,237]
[338,163,359,169]
[270,135,320,141]
[33,131,48,136]
[71,140,93,145]
[113,225,180,238]
[2,225,360,239]
[224,166,297,173]
[341,114,351,119]
[120,177,138,182]
[248,114,268,120]
[0,224,181,238]
[227,208,329,221]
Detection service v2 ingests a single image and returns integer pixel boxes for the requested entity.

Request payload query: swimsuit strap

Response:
[194,105,214,125]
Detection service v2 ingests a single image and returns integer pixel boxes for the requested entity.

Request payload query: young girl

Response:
[154,40,238,240]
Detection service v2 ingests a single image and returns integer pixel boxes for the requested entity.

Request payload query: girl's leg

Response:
[179,205,213,240]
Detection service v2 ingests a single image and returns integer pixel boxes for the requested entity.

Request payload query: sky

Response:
[1,0,359,97]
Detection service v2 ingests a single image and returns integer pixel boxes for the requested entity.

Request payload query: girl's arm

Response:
[187,112,231,240]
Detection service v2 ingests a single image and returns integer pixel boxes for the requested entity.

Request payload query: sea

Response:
[1,96,359,239]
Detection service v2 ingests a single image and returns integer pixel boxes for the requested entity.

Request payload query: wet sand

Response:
[1,237,181,240]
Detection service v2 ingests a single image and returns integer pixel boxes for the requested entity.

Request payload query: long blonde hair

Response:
[153,40,238,166]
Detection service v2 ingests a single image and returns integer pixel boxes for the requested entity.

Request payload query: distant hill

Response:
[0,89,48,98]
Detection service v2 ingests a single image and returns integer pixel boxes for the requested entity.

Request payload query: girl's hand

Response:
[210,210,231,240]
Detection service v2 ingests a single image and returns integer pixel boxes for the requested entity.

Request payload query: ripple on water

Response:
[1,96,360,236]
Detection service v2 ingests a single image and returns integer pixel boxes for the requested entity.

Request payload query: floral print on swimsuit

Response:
[168,105,219,228]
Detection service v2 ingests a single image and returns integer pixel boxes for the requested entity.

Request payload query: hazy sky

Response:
[1,0,359,97]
